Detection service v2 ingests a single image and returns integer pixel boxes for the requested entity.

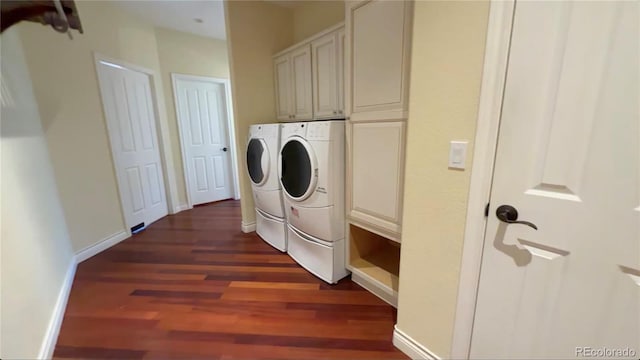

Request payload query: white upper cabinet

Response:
[290,45,313,120]
[337,28,345,115]
[273,45,313,122]
[273,24,345,122]
[274,54,292,122]
[346,0,413,121]
[312,32,339,119]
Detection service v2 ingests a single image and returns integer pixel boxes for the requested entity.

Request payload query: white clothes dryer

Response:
[279,121,347,283]
[247,123,286,251]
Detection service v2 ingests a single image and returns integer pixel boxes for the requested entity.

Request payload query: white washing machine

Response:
[279,121,348,283]
[247,123,286,252]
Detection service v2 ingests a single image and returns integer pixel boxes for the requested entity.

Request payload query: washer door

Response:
[247,138,269,186]
[279,137,318,201]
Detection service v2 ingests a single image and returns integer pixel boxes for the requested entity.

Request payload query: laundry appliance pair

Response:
[246,121,347,283]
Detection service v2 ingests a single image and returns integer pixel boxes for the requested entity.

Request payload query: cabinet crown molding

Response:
[273,22,345,58]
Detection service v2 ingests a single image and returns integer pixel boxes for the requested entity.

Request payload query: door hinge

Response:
[484,203,490,217]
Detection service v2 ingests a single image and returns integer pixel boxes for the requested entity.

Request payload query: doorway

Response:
[455,1,638,358]
[96,60,169,232]
[172,74,238,207]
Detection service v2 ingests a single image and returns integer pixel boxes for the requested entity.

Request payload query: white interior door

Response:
[471,1,638,358]
[174,76,234,206]
[96,61,168,231]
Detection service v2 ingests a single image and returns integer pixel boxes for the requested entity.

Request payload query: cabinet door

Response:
[274,54,292,121]
[290,45,313,120]
[347,121,405,240]
[346,0,413,121]
[337,28,345,116]
[312,32,338,119]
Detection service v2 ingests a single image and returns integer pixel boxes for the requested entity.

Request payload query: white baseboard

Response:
[75,230,130,263]
[393,326,440,360]
[241,221,256,233]
[172,203,191,214]
[38,259,77,359]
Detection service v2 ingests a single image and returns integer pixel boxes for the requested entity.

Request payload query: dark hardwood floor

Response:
[54,200,407,359]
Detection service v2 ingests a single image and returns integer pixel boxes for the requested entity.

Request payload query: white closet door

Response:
[471,2,639,358]
[174,76,234,206]
[97,61,168,230]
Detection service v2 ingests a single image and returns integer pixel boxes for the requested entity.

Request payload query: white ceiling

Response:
[117,0,226,40]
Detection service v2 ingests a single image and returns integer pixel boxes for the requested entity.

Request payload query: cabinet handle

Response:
[338,110,343,114]
[333,110,337,115]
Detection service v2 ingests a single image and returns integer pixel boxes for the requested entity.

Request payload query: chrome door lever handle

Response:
[496,205,538,230]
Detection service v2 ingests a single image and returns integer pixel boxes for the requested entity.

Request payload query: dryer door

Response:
[247,138,269,186]
[279,136,318,201]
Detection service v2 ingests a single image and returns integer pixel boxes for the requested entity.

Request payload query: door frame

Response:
[94,53,181,230]
[171,73,240,208]
[450,1,515,358]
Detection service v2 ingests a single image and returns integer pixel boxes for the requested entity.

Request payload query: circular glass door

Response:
[247,138,269,186]
[280,137,317,201]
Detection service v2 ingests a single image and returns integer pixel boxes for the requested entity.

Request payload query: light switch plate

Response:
[449,141,468,170]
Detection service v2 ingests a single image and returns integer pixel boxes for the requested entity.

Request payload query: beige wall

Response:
[17,1,179,252]
[292,1,344,42]
[396,1,490,358]
[224,0,294,224]
[1,28,75,359]
[155,27,230,206]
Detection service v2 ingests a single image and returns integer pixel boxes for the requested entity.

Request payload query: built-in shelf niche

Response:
[348,223,400,307]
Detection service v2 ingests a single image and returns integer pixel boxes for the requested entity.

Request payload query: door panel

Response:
[337,28,345,115]
[247,138,267,185]
[274,55,292,121]
[193,157,208,191]
[97,62,168,230]
[175,77,234,205]
[125,166,145,213]
[348,121,405,239]
[213,156,226,189]
[471,2,639,358]
[280,138,316,200]
[348,0,412,120]
[144,163,162,205]
[312,32,338,119]
[291,45,313,120]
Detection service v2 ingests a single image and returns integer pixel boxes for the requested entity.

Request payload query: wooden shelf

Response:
[348,223,401,307]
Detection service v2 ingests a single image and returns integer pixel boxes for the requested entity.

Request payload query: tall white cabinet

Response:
[274,24,345,122]
[345,0,413,307]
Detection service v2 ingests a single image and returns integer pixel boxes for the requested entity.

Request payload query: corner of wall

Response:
[395,1,491,358]
[224,0,294,227]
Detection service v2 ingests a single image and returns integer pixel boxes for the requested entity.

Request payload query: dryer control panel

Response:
[306,122,332,141]
[280,122,307,139]
[249,123,279,140]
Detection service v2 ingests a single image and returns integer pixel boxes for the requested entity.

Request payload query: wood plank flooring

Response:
[54,200,407,359]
